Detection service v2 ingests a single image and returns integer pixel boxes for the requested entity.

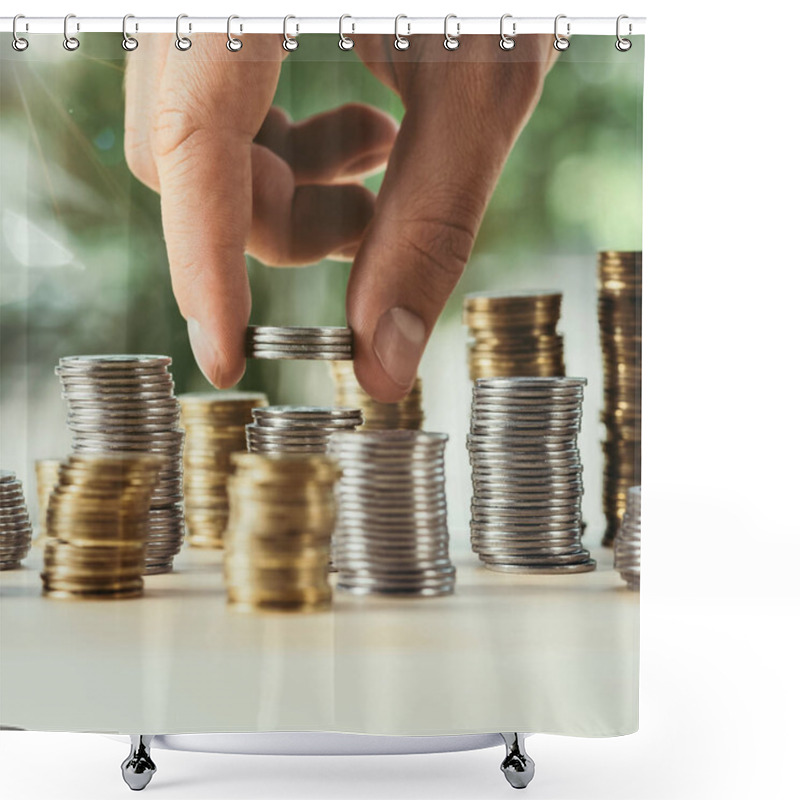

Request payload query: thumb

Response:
[347,91,521,403]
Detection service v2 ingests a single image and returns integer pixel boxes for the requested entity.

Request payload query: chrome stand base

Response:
[500,733,535,789]
[121,735,156,791]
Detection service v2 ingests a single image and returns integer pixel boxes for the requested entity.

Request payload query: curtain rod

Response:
[0,16,646,37]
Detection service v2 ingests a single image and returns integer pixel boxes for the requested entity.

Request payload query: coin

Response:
[614,485,641,590]
[245,326,354,360]
[0,471,32,570]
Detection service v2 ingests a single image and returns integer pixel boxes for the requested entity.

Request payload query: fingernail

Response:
[372,307,426,389]
[187,317,219,386]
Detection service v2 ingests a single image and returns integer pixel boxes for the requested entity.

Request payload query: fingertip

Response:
[352,352,414,404]
[187,317,246,389]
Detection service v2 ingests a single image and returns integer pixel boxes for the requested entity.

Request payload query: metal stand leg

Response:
[121,735,157,791]
[500,733,535,790]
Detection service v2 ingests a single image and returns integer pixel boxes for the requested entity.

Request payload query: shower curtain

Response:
[0,26,642,739]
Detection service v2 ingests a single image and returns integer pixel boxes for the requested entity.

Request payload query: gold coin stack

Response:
[0,470,33,570]
[34,459,62,546]
[463,291,566,380]
[224,453,339,613]
[179,392,269,549]
[330,361,424,430]
[42,453,164,600]
[598,251,642,546]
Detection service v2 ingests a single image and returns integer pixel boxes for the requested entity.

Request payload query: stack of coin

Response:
[34,459,62,545]
[246,406,363,454]
[598,251,642,546]
[41,453,163,599]
[463,291,565,380]
[468,377,595,574]
[245,326,353,360]
[224,453,339,613]
[56,355,185,574]
[330,361,424,430]
[614,485,641,591]
[179,392,268,549]
[328,430,456,597]
[0,471,33,570]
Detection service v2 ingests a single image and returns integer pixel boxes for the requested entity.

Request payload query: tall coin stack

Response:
[468,377,595,574]
[56,355,185,574]
[42,453,163,600]
[328,430,456,597]
[0,471,33,570]
[224,453,339,613]
[463,291,565,380]
[246,406,363,454]
[34,459,62,546]
[614,485,641,591]
[179,392,268,549]
[598,251,642,546]
[330,361,424,430]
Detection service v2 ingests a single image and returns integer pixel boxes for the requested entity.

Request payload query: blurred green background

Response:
[0,34,643,542]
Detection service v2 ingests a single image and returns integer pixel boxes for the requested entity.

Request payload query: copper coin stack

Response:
[224,453,339,613]
[179,392,268,549]
[56,355,186,574]
[34,459,62,546]
[598,251,642,546]
[0,470,33,570]
[41,453,163,600]
[614,485,641,591]
[330,361,424,430]
[463,291,565,380]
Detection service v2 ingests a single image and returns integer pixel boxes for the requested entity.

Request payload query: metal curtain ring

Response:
[443,14,460,51]
[499,14,516,50]
[12,14,29,52]
[175,14,192,50]
[554,14,570,51]
[283,15,299,51]
[615,14,632,51]
[122,14,138,51]
[63,13,80,51]
[227,15,243,51]
[339,14,355,50]
[394,15,410,50]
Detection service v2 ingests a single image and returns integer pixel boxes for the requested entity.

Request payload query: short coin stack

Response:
[34,459,62,545]
[468,377,595,574]
[328,430,456,597]
[224,453,339,613]
[0,471,33,570]
[614,485,641,591]
[598,251,642,546]
[42,453,163,599]
[463,291,565,380]
[330,361,424,430]
[56,355,185,574]
[247,406,363,454]
[179,392,268,549]
[245,326,353,360]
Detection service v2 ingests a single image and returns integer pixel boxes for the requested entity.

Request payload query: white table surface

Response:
[0,541,638,737]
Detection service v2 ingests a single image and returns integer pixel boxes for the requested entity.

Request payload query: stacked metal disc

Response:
[245,326,353,360]
[34,459,62,545]
[56,355,185,574]
[468,377,596,574]
[224,453,339,613]
[330,361,424,430]
[179,392,268,549]
[598,251,642,546]
[614,485,641,591]
[247,406,363,454]
[328,430,456,597]
[0,470,33,570]
[463,291,565,380]
[41,453,163,600]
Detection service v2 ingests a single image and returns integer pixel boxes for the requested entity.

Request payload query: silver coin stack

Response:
[0,470,33,570]
[614,485,641,591]
[245,326,354,360]
[468,377,596,574]
[247,406,364,454]
[328,430,456,597]
[56,355,185,574]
